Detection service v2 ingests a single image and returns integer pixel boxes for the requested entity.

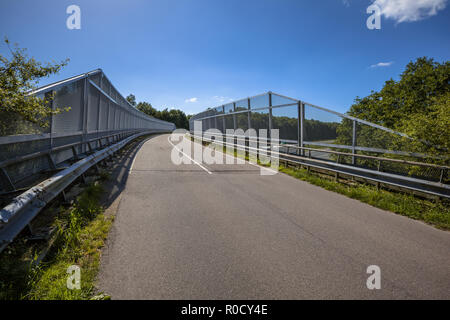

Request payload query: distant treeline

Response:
[204,112,339,142]
[126,94,191,130]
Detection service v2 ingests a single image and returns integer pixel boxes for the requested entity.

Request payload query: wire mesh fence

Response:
[189,92,449,184]
[0,69,175,193]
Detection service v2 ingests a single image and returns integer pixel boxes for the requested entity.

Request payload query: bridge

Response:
[0,71,449,299]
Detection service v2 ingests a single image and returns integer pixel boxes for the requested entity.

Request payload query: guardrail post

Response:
[0,168,15,191]
[352,120,357,165]
[72,146,80,160]
[46,153,57,170]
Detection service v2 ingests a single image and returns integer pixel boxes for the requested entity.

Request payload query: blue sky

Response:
[0,0,449,115]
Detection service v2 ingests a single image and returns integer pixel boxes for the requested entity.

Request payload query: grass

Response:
[196,136,450,230]
[279,166,450,230]
[0,182,113,300]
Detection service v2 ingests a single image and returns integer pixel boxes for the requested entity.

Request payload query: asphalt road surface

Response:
[97,133,450,299]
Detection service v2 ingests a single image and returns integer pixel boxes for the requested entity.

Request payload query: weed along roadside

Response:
[0,134,155,300]
[190,136,449,230]
[279,166,450,230]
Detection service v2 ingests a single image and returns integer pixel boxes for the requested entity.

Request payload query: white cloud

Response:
[212,96,233,103]
[185,97,198,103]
[372,0,447,23]
[370,61,394,68]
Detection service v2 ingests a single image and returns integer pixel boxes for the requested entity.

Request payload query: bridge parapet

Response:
[0,69,175,193]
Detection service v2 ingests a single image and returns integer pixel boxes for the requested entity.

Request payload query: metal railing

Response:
[0,69,175,194]
[0,131,155,252]
[190,132,449,199]
[189,91,441,158]
[188,90,449,198]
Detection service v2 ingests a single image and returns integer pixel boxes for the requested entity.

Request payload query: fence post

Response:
[221,105,226,134]
[49,90,55,149]
[268,92,273,140]
[297,101,301,155]
[82,77,89,153]
[299,101,304,156]
[106,100,110,133]
[233,102,237,130]
[247,97,251,130]
[352,120,357,165]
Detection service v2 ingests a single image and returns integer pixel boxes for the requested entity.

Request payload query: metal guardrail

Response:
[0,130,140,194]
[189,91,448,161]
[190,133,450,199]
[0,69,175,193]
[0,131,157,253]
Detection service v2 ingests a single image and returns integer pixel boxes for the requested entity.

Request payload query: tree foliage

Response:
[126,94,136,106]
[135,99,190,129]
[337,57,449,161]
[0,38,69,135]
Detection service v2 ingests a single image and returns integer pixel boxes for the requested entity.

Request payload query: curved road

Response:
[97,134,450,299]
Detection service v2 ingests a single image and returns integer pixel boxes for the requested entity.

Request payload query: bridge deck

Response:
[97,134,450,299]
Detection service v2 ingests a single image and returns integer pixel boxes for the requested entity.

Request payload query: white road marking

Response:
[194,137,278,174]
[129,138,151,172]
[167,136,212,174]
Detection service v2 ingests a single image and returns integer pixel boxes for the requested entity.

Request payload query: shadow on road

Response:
[99,133,162,211]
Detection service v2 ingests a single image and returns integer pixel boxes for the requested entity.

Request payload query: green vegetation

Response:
[126,94,191,130]
[336,57,449,163]
[0,182,113,300]
[279,166,449,230]
[0,38,70,135]
[197,136,449,230]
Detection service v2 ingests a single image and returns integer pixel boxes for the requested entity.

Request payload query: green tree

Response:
[136,101,157,117]
[126,93,136,106]
[400,92,450,156]
[0,38,69,135]
[336,57,449,162]
[134,98,190,130]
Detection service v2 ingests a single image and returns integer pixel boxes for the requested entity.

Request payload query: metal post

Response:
[247,97,251,130]
[106,100,110,134]
[233,102,237,130]
[221,105,226,134]
[268,92,273,139]
[300,101,305,156]
[82,77,89,153]
[46,153,57,170]
[352,120,357,165]
[0,167,15,191]
[97,75,102,139]
[297,101,301,155]
[49,90,55,149]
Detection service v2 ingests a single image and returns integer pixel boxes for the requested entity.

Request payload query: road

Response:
[97,133,450,299]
